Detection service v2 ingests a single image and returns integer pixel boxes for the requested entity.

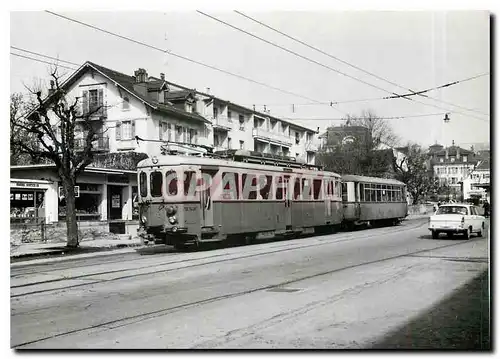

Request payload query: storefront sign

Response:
[13,182,40,188]
[112,195,121,208]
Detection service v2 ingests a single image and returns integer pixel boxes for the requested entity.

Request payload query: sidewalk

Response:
[10,235,143,262]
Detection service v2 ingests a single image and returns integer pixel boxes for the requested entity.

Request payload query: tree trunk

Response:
[62,178,79,248]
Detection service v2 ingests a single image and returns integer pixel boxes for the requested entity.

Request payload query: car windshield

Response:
[436,206,468,215]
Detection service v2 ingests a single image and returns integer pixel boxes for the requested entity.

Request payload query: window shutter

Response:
[82,90,88,115]
[131,120,136,138]
[98,88,104,115]
[116,121,121,140]
[159,122,163,140]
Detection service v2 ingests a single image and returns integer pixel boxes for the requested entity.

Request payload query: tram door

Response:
[200,168,216,228]
[283,175,292,229]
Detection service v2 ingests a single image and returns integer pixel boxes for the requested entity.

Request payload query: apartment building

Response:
[427,142,477,200]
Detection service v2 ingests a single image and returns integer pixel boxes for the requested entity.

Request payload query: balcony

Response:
[212,116,233,131]
[75,136,109,152]
[305,140,319,152]
[252,128,293,146]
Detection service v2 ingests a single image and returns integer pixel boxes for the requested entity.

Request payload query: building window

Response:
[228,137,232,148]
[228,111,232,121]
[295,132,300,145]
[440,158,444,163]
[121,121,133,140]
[239,115,245,130]
[463,156,468,162]
[239,140,244,150]
[450,157,455,162]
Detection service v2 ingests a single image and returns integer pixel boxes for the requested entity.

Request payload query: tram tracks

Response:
[11,221,427,297]
[12,235,485,349]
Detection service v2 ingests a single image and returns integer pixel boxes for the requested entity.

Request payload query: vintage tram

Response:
[341,174,408,227]
[136,150,408,249]
[137,150,343,249]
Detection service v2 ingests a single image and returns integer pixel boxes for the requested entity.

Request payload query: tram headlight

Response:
[166,206,177,216]
[168,216,178,225]
[141,215,148,225]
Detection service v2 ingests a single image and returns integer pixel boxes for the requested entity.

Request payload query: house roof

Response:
[475,158,490,171]
[59,61,209,124]
[165,90,195,101]
[431,145,474,157]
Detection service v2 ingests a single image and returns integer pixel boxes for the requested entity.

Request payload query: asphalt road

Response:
[11,219,489,349]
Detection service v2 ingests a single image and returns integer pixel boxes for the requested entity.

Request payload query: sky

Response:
[9,9,490,149]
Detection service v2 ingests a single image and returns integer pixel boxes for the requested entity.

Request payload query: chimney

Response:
[452,139,455,146]
[445,147,449,159]
[160,73,165,81]
[206,87,210,94]
[457,146,461,158]
[48,80,55,95]
[470,145,474,152]
[133,68,148,97]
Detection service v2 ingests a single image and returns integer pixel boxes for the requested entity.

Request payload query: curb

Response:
[10,242,144,263]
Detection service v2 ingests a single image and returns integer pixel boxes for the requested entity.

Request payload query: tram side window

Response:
[276,176,284,200]
[395,187,401,201]
[165,170,178,196]
[375,185,381,202]
[150,171,163,197]
[242,174,257,200]
[259,175,273,200]
[341,183,347,202]
[381,185,387,202]
[388,185,393,202]
[222,172,240,199]
[294,177,301,200]
[184,171,195,196]
[313,179,322,200]
[359,183,364,201]
[139,172,147,197]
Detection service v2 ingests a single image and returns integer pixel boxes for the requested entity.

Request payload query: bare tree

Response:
[11,93,34,165]
[393,143,439,204]
[10,68,108,248]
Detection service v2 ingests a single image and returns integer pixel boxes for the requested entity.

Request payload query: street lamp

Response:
[443,113,450,123]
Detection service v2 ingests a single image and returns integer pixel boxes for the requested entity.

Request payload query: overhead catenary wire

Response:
[198,11,489,122]
[11,46,489,125]
[10,52,79,71]
[234,11,490,117]
[11,46,82,67]
[44,10,347,117]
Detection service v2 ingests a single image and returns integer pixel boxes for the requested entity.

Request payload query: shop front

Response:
[11,165,139,234]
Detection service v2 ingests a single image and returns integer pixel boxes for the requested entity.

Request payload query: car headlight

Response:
[141,215,148,224]
[168,216,177,224]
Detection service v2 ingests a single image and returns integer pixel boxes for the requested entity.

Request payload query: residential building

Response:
[10,61,211,233]
[427,142,477,201]
[462,158,490,203]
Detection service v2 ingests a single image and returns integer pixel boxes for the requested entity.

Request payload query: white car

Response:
[428,204,485,240]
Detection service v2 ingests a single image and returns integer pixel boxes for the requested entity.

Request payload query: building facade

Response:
[427,142,478,201]
[462,158,490,203]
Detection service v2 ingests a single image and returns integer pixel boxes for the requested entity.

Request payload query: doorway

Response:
[107,185,123,220]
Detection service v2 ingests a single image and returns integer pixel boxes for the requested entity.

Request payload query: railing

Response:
[212,116,233,130]
[252,128,293,146]
[305,140,319,152]
[75,136,110,152]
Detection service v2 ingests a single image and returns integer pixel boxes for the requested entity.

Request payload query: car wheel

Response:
[477,222,484,238]
[463,228,471,240]
[431,230,439,239]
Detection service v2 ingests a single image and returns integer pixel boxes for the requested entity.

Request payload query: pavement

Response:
[11,219,490,349]
[10,214,429,263]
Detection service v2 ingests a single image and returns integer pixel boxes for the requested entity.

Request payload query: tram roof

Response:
[341,174,406,186]
[137,154,341,177]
